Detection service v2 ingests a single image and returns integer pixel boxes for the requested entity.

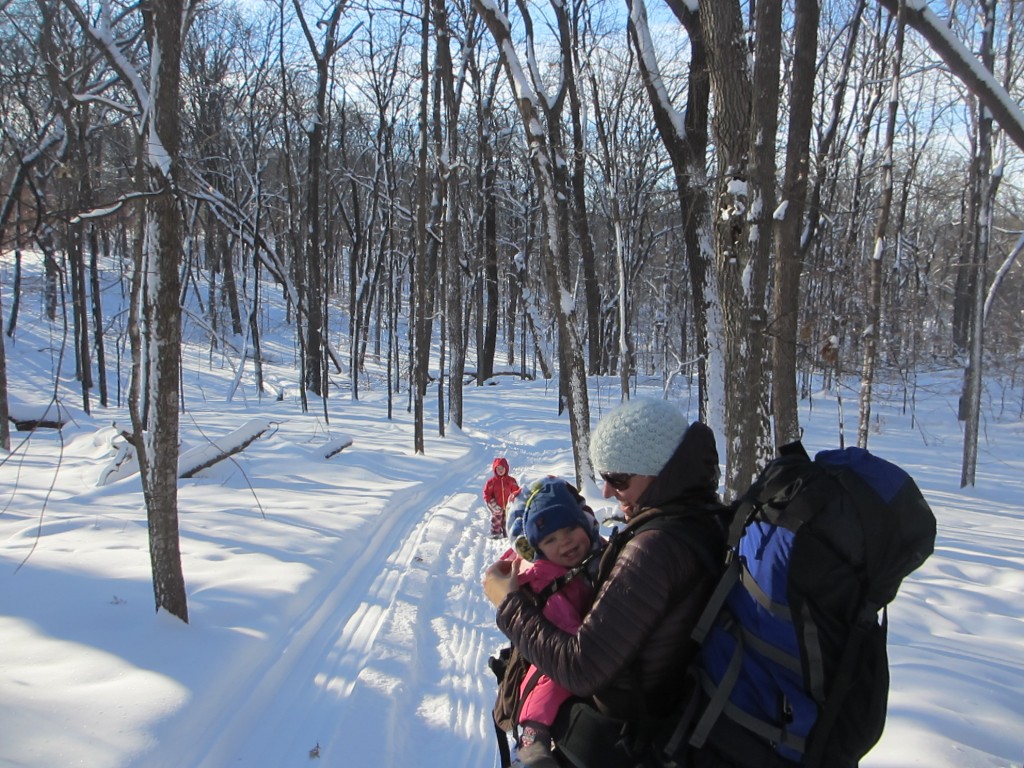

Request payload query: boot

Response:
[514,726,559,768]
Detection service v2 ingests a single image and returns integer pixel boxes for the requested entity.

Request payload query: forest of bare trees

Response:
[1,1,1021,615]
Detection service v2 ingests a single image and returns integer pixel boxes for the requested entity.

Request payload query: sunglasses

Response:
[600,472,634,491]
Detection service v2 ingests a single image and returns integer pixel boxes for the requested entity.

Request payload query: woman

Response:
[484,399,729,767]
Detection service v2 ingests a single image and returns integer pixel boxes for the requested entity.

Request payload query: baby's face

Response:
[496,466,506,475]
[538,525,591,568]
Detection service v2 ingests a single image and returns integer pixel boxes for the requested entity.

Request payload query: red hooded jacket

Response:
[483,458,520,510]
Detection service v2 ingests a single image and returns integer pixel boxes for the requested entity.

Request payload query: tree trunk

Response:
[627,0,715,423]
[0,152,37,450]
[68,218,92,412]
[0,287,9,450]
[474,0,592,485]
[566,1,600,376]
[433,0,465,429]
[771,0,819,447]
[858,9,905,449]
[960,0,997,487]
[412,0,433,454]
[477,66,499,383]
[88,223,109,407]
[293,0,346,399]
[141,0,190,623]
[701,0,776,494]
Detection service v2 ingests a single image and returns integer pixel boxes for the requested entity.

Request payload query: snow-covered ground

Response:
[1,253,1022,767]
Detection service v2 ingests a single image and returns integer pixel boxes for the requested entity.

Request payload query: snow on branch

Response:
[876,0,1024,152]
[61,0,150,112]
[628,0,686,138]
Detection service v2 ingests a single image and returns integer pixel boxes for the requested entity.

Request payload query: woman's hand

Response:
[483,556,520,607]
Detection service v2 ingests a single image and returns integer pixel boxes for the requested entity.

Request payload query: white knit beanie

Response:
[589,398,688,477]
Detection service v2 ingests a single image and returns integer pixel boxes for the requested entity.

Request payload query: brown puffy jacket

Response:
[495,421,727,720]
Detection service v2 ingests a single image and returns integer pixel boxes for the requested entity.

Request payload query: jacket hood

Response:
[492,457,510,475]
[637,422,721,510]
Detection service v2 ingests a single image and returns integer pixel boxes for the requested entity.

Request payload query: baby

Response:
[503,476,605,767]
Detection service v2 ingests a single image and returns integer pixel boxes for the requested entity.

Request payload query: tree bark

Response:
[771,0,819,447]
[141,0,191,623]
[701,0,776,494]
[960,0,997,487]
[857,7,904,450]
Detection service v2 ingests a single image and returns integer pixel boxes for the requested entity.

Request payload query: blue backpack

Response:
[664,441,936,768]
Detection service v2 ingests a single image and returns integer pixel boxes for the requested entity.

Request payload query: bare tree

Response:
[625,0,717,423]
[583,26,677,390]
[292,1,350,402]
[465,20,501,383]
[565,0,601,376]
[0,4,58,449]
[473,0,592,484]
[57,0,194,621]
[700,0,777,493]
[411,0,443,453]
[770,0,819,446]
[857,4,905,449]
[959,0,999,486]
[39,3,96,413]
[139,0,193,622]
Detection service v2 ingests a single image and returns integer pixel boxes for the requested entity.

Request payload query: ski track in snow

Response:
[152,458,484,766]
[140,388,577,768]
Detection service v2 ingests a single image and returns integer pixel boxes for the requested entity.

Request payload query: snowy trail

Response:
[152,462,490,766]
[137,384,577,768]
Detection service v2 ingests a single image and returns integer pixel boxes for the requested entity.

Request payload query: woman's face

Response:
[537,525,591,568]
[601,473,655,521]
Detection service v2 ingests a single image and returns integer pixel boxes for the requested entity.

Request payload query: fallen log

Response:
[11,417,65,431]
[179,419,273,478]
[322,436,353,459]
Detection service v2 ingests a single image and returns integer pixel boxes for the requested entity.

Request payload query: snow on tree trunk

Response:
[701,0,776,495]
[58,0,192,623]
[142,0,190,623]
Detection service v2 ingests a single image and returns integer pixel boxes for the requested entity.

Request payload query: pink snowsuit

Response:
[516,556,595,728]
[483,458,520,536]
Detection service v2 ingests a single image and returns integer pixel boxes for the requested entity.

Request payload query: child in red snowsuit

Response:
[483,457,520,538]
[503,477,604,767]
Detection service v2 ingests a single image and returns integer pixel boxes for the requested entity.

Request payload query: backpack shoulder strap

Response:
[597,504,728,589]
[639,507,727,572]
[692,445,816,643]
[592,505,729,755]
